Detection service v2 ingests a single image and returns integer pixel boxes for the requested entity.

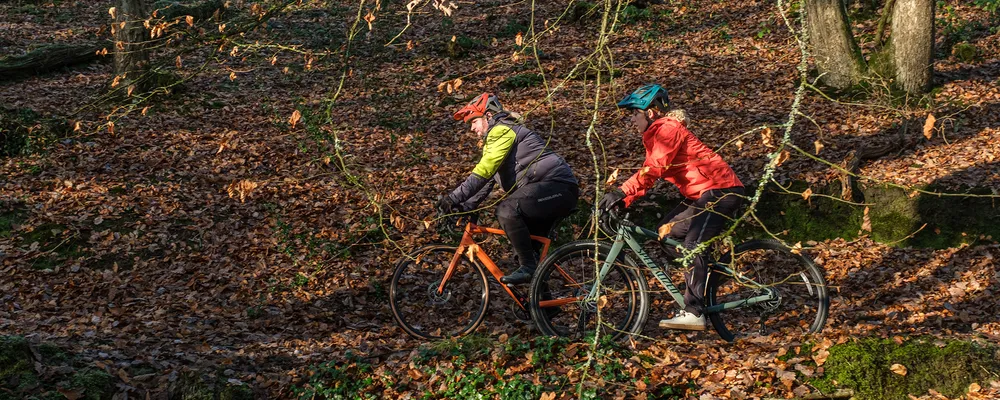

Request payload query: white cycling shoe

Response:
[658,310,707,331]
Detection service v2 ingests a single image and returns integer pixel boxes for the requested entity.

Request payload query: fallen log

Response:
[152,0,225,21]
[0,41,111,81]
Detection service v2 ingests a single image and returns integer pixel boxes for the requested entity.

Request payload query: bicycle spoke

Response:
[529,241,649,342]
[707,240,829,342]
[390,246,489,340]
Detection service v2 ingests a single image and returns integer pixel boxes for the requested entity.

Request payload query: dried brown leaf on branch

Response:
[761,127,774,148]
[465,243,479,263]
[605,168,619,186]
[923,114,936,139]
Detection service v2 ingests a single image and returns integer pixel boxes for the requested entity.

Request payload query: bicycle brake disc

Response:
[426,281,452,305]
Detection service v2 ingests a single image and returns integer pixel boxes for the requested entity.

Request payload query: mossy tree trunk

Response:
[112,0,152,95]
[889,0,934,94]
[805,0,867,89]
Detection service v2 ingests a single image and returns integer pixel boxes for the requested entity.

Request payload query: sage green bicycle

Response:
[528,209,829,342]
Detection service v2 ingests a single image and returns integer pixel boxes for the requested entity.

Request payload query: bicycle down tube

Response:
[438,223,552,309]
[571,220,777,315]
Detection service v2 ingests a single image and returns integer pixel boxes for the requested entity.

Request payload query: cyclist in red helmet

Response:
[599,84,745,331]
[440,93,580,285]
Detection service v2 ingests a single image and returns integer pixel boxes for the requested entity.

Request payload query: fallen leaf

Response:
[890,363,907,376]
[186,15,194,26]
[761,127,774,147]
[861,207,872,232]
[801,187,813,200]
[289,110,302,128]
[57,388,84,400]
[814,139,824,154]
[539,392,555,400]
[515,32,523,46]
[812,349,830,366]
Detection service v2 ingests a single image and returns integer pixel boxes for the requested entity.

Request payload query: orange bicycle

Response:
[389,215,553,340]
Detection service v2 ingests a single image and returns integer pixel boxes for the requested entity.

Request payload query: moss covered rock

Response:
[812,337,1000,400]
[951,42,979,62]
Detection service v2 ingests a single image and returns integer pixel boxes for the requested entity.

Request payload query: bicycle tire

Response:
[706,239,829,342]
[389,245,490,340]
[528,240,650,342]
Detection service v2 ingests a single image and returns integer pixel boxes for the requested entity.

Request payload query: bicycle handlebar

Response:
[436,207,480,235]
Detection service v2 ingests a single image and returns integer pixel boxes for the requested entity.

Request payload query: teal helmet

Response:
[617,84,670,110]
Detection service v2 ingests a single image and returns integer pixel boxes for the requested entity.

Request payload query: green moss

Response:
[862,184,919,244]
[36,343,69,364]
[909,185,1000,248]
[812,337,1000,400]
[173,373,215,400]
[219,384,254,400]
[749,182,863,243]
[952,42,980,62]
[0,107,70,157]
[568,1,599,23]
[501,73,544,89]
[69,368,112,400]
[0,207,27,239]
[0,336,32,380]
[498,20,529,38]
[867,47,895,82]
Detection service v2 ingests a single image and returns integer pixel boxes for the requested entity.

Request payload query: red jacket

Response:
[620,117,742,206]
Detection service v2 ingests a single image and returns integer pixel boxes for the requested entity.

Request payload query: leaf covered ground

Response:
[1,0,1000,398]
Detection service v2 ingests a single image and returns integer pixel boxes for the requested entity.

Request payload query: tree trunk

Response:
[112,0,151,94]
[890,0,934,94]
[805,0,867,89]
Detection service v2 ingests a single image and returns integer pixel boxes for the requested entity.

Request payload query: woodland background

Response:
[1,0,999,398]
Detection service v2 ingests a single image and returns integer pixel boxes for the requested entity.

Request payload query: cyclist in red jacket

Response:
[599,84,745,330]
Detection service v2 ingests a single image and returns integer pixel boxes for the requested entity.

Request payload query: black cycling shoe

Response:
[500,266,534,285]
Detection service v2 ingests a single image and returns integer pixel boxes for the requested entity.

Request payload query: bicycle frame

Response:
[439,221,552,310]
[537,219,777,314]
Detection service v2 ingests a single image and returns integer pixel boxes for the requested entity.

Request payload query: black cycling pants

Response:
[495,181,580,270]
[659,187,745,315]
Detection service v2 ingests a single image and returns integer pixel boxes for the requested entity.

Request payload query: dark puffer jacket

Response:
[448,112,578,210]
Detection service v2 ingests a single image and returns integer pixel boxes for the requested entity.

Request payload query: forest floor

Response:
[2,0,1000,398]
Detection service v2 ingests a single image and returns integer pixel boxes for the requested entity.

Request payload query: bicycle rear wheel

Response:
[706,239,829,342]
[529,240,649,342]
[390,245,490,340]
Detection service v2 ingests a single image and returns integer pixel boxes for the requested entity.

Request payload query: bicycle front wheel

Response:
[390,245,490,340]
[706,239,829,342]
[529,240,649,342]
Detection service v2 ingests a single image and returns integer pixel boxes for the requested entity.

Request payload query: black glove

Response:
[436,196,456,213]
[598,188,626,211]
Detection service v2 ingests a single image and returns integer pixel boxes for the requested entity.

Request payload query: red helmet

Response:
[453,93,503,123]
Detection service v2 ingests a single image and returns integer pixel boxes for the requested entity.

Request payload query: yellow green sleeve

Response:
[471,125,515,178]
